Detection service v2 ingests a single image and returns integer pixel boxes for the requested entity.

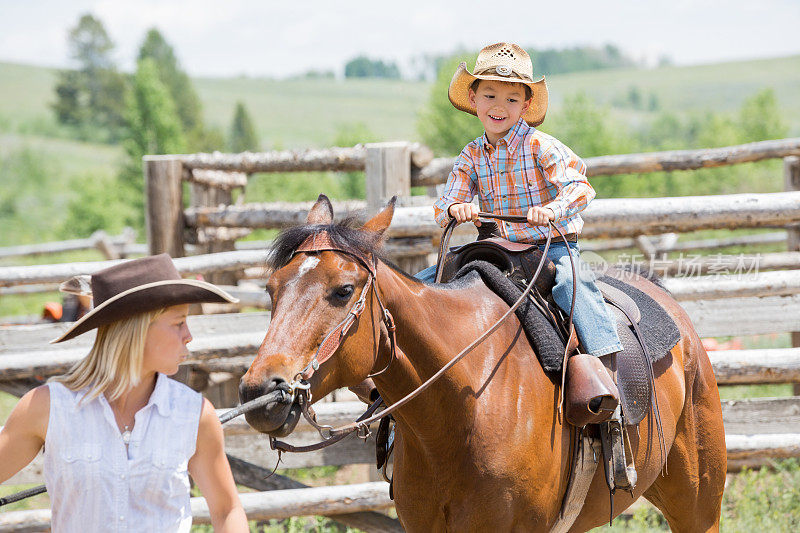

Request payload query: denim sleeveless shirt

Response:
[44,373,202,532]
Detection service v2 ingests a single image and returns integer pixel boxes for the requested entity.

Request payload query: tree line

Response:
[51,14,260,232]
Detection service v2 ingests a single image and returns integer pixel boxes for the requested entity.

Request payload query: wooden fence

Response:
[145,138,800,265]
[3,141,800,530]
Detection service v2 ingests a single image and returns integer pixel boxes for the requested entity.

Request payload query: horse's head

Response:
[240,194,395,436]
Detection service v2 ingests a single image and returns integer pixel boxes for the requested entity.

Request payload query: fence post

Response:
[365,142,411,213]
[785,157,800,395]
[144,156,185,258]
[189,181,235,283]
[365,143,431,273]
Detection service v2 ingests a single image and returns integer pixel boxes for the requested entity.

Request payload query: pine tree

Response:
[138,29,203,133]
[118,57,185,228]
[51,14,127,141]
[228,101,259,152]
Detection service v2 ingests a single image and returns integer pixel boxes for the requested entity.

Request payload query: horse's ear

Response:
[307,194,334,224]
[362,196,396,236]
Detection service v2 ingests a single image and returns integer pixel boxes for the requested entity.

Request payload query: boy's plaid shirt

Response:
[433,118,595,243]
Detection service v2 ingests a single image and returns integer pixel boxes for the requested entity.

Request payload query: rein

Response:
[270,214,578,453]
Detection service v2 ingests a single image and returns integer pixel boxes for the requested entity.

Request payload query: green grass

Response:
[0,131,122,178]
[597,459,800,532]
[549,55,800,136]
[193,76,430,149]
[1,54,798,152]
[0,391,17,424]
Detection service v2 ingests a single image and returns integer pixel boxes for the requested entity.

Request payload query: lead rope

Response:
[0,389,291,508]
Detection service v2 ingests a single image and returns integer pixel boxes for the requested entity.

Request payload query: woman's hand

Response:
[526,206,556,226]
[448,203,481,227]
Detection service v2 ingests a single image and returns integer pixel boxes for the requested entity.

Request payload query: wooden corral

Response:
[3,140,800,531]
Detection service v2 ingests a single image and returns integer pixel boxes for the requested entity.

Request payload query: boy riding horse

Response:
[416,43,623,420]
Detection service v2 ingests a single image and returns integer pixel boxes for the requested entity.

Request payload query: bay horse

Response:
[240,196,726,532]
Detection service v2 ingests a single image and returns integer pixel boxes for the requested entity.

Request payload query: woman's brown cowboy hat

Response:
[448,42,549,126]
[51,254,238,343]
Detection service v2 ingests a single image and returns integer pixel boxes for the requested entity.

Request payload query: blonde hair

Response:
[51,308,165,402]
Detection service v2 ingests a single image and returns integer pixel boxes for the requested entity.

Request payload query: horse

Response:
[240,195,727,532]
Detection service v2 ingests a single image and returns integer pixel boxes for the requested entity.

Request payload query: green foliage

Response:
[187,125,226,153]
[611,86,661,111]
[59,173,134,238]
[598,460,800,532]
[298,69,336,80]
[0,147,64,245]
[739,88,788,142]
[720,459,800,530]
[417,55,484,156]
[344,56,400,79]
[137,29,219,152]
[333,122,378,198]
[229,101,260,152]
[531,44,638,76]
[125,58,186,156]
[138,29,203,133]
[546,92,635,158]
[118,57,186,229]
[51,13,128,142]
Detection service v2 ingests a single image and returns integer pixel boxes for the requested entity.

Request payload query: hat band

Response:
[473,66,533,82]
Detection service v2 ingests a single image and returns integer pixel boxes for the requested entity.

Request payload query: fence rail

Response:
[4,397,799,488]
[181,191,800,240]
[160,138,800,183]
[0,229,136,260]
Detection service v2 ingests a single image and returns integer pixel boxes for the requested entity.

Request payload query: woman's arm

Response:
[0,385,49,483]
[188,398,248,532]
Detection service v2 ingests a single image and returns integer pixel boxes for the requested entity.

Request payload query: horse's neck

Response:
[370,263,516,445]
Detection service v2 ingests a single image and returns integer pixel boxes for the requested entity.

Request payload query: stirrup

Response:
[600,406,637,493]
[565,352,620,426]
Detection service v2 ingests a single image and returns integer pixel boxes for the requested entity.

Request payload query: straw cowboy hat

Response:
[448,43,549,126]
[51,254,238,343]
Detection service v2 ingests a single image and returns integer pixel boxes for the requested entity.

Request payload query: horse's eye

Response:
[334,285,354,299]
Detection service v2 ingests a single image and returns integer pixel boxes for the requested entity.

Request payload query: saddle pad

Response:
[451,261,567,372]
[597,274,681,364]
[451,261,682,379]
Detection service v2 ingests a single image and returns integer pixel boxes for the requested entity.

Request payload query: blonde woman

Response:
[0,254,249,532]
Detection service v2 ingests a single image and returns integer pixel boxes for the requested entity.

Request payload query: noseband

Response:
[287,231,397,394]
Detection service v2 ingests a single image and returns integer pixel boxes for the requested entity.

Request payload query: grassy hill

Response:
[1,54,798,150]
[547,55,800,125]
[0,55,798,248]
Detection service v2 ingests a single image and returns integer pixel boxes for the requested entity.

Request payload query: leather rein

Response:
[270,214,578,454]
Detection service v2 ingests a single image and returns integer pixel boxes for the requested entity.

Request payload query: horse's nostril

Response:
[239,381,267,404]
[269,377,286,390]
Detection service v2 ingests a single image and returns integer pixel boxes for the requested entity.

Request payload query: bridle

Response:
[283,231,398,395]
[269,215,577,454]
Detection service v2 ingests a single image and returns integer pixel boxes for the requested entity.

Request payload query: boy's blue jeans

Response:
[415,241,623,357]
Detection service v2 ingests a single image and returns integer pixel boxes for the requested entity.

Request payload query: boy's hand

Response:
[448,203,481,227]
[527,206,555,226]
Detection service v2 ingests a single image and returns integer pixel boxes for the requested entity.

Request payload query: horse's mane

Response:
[268,218,387,270]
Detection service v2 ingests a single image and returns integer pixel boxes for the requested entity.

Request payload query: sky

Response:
[1,0,799,78]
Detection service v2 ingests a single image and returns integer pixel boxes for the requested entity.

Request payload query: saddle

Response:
[437,225,656,427]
